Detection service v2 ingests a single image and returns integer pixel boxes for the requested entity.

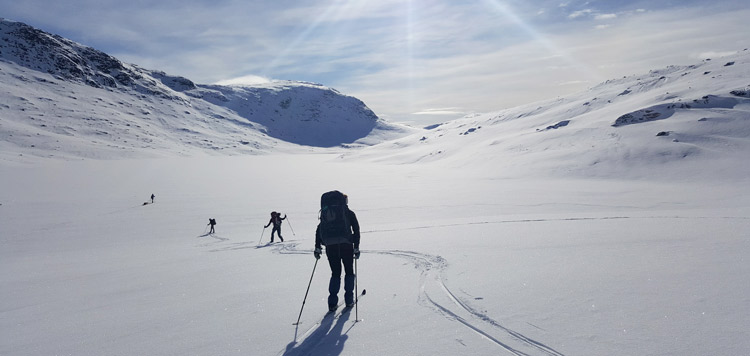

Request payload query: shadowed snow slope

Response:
[348,50,750,180]
[0,18,413,162]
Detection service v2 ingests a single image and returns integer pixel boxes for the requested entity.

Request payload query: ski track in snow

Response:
[370,249,566,356]
[200,232,571,355]
[196,233,229,246]
[279,290,365,356]
[270,242,566,355]
[360,215,749,234]
[196,213,750,355]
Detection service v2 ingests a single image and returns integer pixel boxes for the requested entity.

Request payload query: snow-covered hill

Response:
[0,19,412,162]
[350,49,750,180]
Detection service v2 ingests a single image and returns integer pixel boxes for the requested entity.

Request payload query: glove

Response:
[314,247,322,260]
[353,248,360,260]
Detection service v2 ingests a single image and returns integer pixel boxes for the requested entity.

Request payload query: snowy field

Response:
[2,21,749,356]
[1,154,748,356]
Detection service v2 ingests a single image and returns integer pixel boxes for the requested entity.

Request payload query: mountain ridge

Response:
[2,18,749,181]
[347,49,750,180]
[0,18,412,163]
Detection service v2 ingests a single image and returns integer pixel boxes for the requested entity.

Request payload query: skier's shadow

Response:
[282,311,352,356]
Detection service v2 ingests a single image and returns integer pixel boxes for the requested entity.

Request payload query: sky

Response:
[2,0,749,126]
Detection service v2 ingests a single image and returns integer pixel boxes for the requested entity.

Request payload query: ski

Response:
[335,288,366,320]
[293,289,366,327]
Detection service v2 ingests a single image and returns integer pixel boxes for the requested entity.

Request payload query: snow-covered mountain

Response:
[0,19,412,162]
[2,18,749,181]
[349,50,750,180]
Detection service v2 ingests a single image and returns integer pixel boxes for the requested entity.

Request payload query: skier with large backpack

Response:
[264,211,287,242]
[208,218,217,234]
[314,191,360,311]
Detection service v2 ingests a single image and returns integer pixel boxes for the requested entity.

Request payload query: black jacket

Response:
[265,215,286,228]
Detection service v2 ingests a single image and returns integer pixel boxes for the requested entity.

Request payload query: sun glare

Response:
[481,0,599,82]
[261,1,353,77]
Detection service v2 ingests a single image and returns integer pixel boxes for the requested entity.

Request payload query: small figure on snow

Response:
[151,194,155,204]
[208,218,217,234]
[265,211,286,242]
[314,191,360,311]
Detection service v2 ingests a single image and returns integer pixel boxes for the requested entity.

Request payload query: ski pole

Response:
[286,217,296,236]
[293,259,318,325]
[203,224,209,234]
[355,258,359,322]
[258,227,266,245]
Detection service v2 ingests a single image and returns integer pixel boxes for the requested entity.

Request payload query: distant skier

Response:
[314,191,360,311]
[151,194,155,204]
[208,218,217,234]
[265,212,286,242]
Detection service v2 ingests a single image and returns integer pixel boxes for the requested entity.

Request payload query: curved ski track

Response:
[198,215,749,355]
[271,242,566,356]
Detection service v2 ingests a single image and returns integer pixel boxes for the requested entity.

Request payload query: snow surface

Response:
[1,155,748,356]
[1,19,750,356]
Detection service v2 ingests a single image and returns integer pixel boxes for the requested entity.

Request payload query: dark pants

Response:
[271,226,283,241]
[325,243,355,307]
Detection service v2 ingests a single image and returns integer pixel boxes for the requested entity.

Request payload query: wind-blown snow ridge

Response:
[0,18,414,162]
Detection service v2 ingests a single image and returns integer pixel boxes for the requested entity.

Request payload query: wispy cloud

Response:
[1,1,749,125]
[557,80,589,86]
[595,13,617,20]
[568,9,594,19]
[214,75,273,86]
[412,108,466,116]
[694,51,738,59]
